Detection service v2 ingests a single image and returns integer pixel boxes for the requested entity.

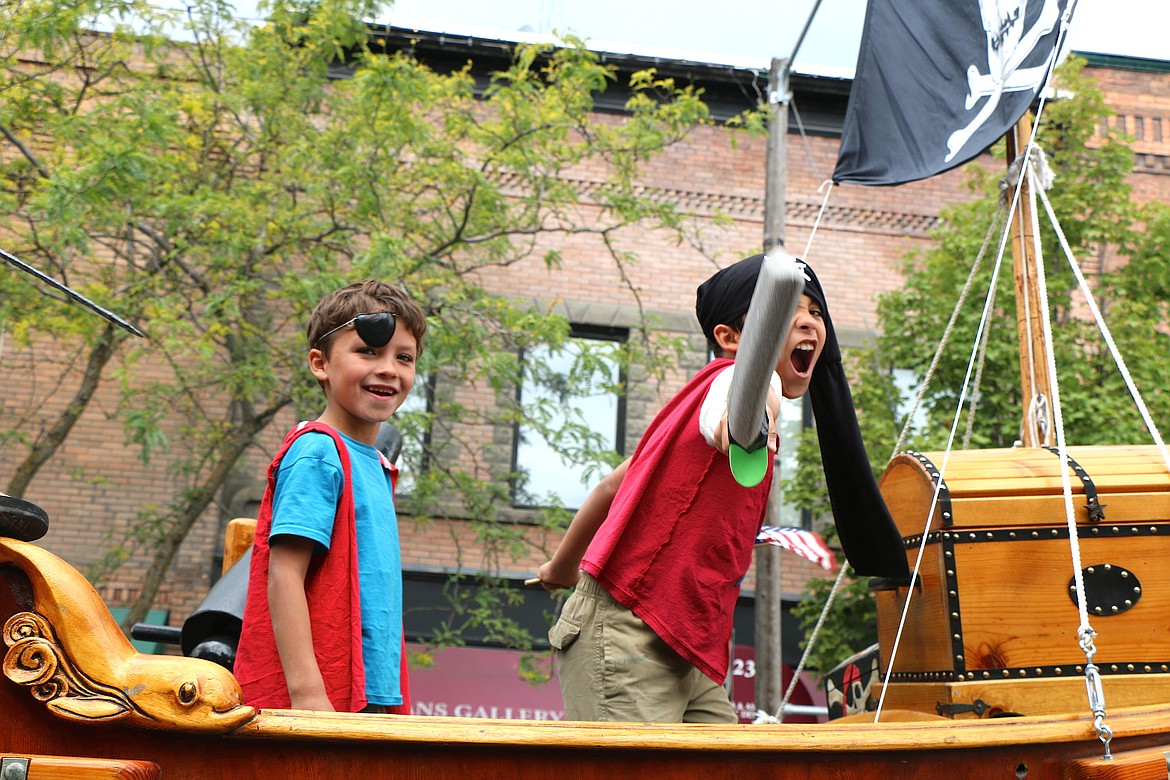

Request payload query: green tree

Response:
[0,0,744,635]
[790,58,1170,675]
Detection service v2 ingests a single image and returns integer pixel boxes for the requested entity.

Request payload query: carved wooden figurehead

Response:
[0,537,256,733]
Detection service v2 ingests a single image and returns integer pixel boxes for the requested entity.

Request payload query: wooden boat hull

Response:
[6,672,1170,779]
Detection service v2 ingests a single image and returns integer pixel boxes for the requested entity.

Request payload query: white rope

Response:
[775,558,850,720]
[773,179,840,722]
[785,189,1007,723]
[790,98,825,186]
[801,180,834,262]
[1021,161,1092,630]
[1035,2,1113,754]
[752,708,781,724]
[1036,183,1170,472]
[999,133,1114,752]
[1025,159,1111,756]
[962,267,998,450]
[1000,0,1068,443]
[810,1,1116,748]
[875,213,1009,722]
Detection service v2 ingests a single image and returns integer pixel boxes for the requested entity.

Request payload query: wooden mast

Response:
[1005,113,1054,448]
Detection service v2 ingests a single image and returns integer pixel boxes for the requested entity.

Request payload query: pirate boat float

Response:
[5,0,1170,777]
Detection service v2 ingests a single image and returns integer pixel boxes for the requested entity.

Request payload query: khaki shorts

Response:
[548,572,737,723]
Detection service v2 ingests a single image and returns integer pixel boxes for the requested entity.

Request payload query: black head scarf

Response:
[695,255,909,580]
[696,255,762,347]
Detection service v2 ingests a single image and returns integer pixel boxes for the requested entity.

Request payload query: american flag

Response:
[755,526,836,570]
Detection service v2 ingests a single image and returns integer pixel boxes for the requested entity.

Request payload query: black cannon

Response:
[129,546,250,668]
[0,493,49,542]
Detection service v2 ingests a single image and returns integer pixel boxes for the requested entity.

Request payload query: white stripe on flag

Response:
[756,526,836,570]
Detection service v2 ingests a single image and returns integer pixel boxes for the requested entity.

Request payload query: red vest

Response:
[235,422,411,713]
[583,359,772,683]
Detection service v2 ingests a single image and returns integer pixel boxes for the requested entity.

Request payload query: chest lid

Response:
[878,444,1170,537]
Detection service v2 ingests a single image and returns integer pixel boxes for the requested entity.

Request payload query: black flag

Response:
[834,0,1069,186]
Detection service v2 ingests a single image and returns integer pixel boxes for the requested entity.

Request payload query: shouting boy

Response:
[536,254,907,723]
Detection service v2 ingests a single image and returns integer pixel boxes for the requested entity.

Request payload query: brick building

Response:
[2,22,1168,709]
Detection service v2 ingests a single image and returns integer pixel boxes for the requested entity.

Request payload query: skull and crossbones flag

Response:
[833,0,1069,186]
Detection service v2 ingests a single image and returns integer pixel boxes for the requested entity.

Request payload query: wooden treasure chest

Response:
[874,444,1170,718]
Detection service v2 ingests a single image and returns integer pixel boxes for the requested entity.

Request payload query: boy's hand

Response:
[713,402,777,455]
[289,689,337,712]
[534,560,580,590]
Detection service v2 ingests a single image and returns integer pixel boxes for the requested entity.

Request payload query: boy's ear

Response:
[308,347,329,382]
[712,323,741,354]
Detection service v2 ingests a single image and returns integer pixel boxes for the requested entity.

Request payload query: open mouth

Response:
[791,344,815,375]
[366,386,396,398]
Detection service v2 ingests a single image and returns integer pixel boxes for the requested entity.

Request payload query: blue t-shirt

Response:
[269,430,403,706]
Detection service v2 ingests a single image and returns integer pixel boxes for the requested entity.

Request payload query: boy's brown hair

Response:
[307,280,428,356]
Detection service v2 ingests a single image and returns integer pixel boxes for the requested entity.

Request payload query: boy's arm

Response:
[536,457,630,590]
[268,535,335,712]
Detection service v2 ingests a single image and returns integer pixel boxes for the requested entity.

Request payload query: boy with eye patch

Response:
[236,280,427,713]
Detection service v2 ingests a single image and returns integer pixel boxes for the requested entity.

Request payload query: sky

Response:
[368,0,1168,75]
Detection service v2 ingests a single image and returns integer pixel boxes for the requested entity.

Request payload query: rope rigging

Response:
[777,119,1170,762]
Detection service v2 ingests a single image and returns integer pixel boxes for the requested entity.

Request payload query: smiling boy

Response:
[235,280,427,713]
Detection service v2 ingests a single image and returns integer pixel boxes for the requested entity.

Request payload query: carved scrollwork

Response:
[4,612,60,688]
[4,610,139,721]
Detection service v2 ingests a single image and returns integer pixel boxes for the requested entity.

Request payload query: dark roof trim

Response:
[370,23,853,93]
[1075,51,1170,74]
[367,23,852,130]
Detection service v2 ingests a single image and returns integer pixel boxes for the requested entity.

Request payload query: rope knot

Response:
[999,145,1055,209]
[752,709,781,724]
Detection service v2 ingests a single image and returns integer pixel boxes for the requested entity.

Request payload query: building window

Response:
[389,371,432,497]
[512,326,626,509]
[892,367,929,437]
[770,395,810,529]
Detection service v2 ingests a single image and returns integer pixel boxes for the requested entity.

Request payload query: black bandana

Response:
[695,255,908,579]
[696,255,765,346]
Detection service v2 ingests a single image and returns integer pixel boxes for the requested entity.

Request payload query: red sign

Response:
[407,644,564,720]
